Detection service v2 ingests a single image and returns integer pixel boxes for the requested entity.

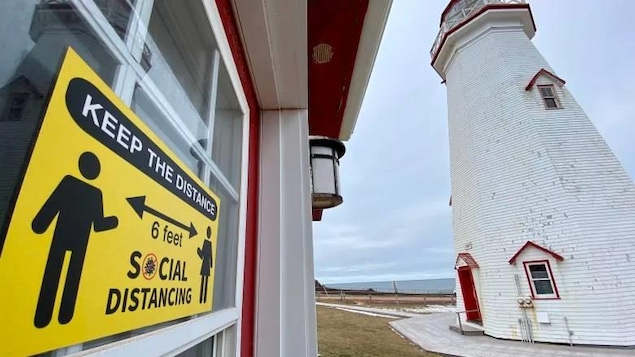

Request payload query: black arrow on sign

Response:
[126,196,198,238]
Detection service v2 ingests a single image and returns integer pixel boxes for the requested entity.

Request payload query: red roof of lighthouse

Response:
[525,68,566,91]
[508,241,565,265]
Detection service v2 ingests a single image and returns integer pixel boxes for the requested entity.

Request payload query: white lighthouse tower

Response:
[433,0,635,346]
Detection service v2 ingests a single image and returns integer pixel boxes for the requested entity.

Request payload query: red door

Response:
[457,266,481,321]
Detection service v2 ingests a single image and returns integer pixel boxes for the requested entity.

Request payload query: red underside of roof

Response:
[308,0,368,138]
[508,241,565,265]
[456,252,479,268]
[525,68,566,91]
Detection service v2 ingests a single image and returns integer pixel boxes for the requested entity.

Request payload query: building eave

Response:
[525,68,566,91]
[456,252,479,269]
[231,0,307,110]
[508,241,565,265]
[338,0,392,141]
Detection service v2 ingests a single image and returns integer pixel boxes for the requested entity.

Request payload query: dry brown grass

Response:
[316,306,440,357]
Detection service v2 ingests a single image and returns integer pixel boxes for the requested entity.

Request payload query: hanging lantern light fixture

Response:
[309,136,346,209]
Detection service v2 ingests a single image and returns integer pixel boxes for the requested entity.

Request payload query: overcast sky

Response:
[313,0,635,285]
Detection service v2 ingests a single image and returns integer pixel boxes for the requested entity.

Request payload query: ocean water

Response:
[324,278,456,294]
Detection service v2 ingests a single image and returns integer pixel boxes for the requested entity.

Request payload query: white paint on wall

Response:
[437,5,635,347]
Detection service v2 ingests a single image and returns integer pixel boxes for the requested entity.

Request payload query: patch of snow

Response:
[334,307,398,319]
[383,305,459,314]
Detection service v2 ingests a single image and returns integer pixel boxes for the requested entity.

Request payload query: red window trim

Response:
[522,260,560,300]
[215,1,261,356]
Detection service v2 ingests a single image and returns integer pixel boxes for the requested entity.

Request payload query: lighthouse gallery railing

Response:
[431,0,526,59]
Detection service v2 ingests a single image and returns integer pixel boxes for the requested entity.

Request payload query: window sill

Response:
[75,307,240,356]
[531,296,561,300]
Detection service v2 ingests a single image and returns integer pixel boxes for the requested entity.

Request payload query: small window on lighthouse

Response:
[525,261,559,299]
[538,85,561,109]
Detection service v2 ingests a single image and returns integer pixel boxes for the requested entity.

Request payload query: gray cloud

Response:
[314,0,635,284]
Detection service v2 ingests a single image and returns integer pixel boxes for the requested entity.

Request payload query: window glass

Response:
[528,263,556,296]
[131,84,206,178]
[177,334,215,357]
[212,64,243,189]
[533,280,554,295]
[544,98,558,109]
[210,175,239,311]
[141,0,218,148]
[93,0,136,40]
[539,86,554,97]
[529,264,548,279]
[2,0,245,354]
[0,0,118,234]
[538,85,560,109]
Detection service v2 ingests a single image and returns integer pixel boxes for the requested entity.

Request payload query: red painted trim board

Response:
[508,241,565,265]
[215,1,260,356]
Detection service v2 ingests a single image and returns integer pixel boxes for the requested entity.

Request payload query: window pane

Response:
[131,84,206,180]
[0,0,118,233]
[544,98,558,108]
[177,334,214,357]
[210,175,239,311]
[539,86,554,97]
[534,280,554,295]
[142,0,218,147]
[212,64,243,189]
[93,0,136,41]
[529,264,549,279]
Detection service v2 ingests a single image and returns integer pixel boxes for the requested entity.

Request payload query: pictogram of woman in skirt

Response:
[197,226,213,304]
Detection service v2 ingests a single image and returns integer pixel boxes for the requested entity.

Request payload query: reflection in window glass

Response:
[92,0,136,40]
[131,84,206,179]
[0,0,118,235]
[210,175,239,311]
[142,0,217,146]
[212,64,243,190]
[178,334,214,357]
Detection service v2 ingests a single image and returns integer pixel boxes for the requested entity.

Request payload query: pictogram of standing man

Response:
[32,151,118,328]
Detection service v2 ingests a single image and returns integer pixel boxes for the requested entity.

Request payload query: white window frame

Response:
[523,261,559,300]
[58,0,250,356]
[537,84,562,110]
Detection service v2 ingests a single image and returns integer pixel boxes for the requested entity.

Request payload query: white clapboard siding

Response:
[439,7,635,346]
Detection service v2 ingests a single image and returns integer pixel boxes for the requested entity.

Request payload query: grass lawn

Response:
[316,306,440,357]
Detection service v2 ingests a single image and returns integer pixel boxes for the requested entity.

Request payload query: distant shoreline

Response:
[317,278,456,295]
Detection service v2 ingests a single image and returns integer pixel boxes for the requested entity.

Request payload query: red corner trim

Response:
[432,4,535,68]
[525,68,566,91]
[312,209,323,221]
[215,1,260,357]
[456,252,479,268]
[508,241,565,265]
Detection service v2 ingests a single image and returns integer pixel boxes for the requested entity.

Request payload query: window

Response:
[2,93,29,121]
[538,85,561,109]
[2,0,247,355]
[524,261,559,299]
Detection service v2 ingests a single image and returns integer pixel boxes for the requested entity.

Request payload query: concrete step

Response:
[448,324,484,336]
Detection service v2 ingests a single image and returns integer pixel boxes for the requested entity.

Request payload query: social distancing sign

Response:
[0,48,220,356]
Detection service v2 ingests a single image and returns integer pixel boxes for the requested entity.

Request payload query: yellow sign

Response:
[0,48,220,356]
